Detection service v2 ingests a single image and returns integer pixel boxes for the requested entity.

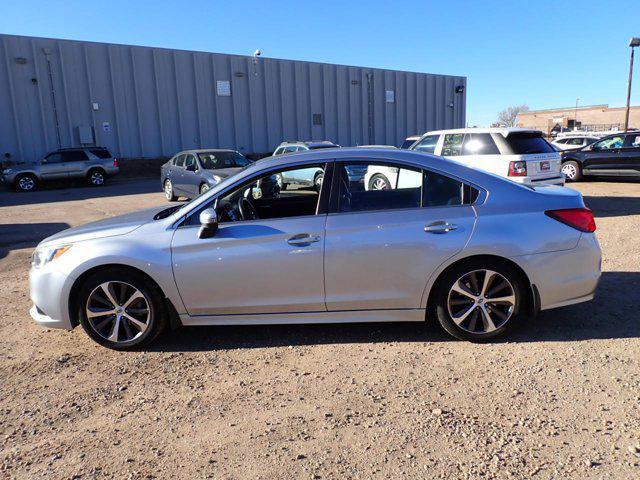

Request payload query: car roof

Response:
[422,127,544,137]
[278,141,338,147]
[177,149,239,155]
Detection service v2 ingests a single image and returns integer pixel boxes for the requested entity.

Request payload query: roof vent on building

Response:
[15,57,28,64]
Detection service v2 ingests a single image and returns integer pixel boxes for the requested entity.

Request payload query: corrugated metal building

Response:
[0,34,466,163]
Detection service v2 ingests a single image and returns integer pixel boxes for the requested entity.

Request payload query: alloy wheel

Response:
[90,171,105,185]
[200,184,209,194]
[164,180,173,200]
[371,177,388,190]
[85,281,151,343]
[18,176,35,191]
[447,269,516,334]
[561,163,577,180]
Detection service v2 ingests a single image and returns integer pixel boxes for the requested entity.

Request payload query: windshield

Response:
[198,151,252,169]
[505,133,555,154]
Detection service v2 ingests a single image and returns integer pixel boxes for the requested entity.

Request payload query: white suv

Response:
[408,128,564,186]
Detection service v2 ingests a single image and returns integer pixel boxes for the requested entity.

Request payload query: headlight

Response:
[31,244,72,268]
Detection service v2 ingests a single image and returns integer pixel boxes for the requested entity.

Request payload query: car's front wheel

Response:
[200,183,210,195]
[77,268,167,350]
[14,173,37,192]
[561,160,582,182]
[369,174,391,190]
[164,179,177,201]
[433,259,526,341]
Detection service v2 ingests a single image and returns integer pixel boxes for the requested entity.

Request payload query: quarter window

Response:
[441,134,465,156]
[60,150,89,162]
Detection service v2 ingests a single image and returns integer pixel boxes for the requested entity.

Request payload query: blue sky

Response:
[2,0,638,126]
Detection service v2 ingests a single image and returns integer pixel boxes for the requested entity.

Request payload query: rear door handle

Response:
[287,233,321,246]
[424,221,457,234]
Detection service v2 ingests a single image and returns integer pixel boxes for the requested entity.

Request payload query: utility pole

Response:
[574,98,579,131]
[624,38,640,132]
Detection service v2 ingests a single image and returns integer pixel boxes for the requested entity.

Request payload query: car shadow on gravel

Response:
[148,272,638,352]
[0,222,70,259]
[583,196,640,218]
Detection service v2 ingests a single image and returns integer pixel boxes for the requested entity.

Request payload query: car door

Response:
[62,150,90,177]
[619,133,640,174]
[39,152,69,179]
[177,153,200,196]
[170,154,187,193]
[170,162,332,316]
[323,160,477,311]
[583,135,625,172]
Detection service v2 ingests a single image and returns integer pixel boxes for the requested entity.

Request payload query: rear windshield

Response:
[89,148,112,159]
[506,133,555,154]
[198,151,251,169]
[401,138,418,149]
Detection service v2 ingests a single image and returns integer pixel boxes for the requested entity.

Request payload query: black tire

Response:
[164,179,177,201]
[561,160,582,182]
[432,258,528,342]
[77,268,167,350]
[313,172,324,191]
[369,173,391,190]
[87,168,106,186]
[14,173,37,192]
[199,183,210,195]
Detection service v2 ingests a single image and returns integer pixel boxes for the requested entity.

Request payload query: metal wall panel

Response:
[0,34,466,162]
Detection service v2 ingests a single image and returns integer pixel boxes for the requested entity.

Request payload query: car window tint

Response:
[214,165,325,223]
[624,134,640,148]
[184,155,195,169]
[338,162,421,213]
[423,170,464,206]
[566,138,584,146]
[505,133,555,154]
[45,153,63,164]
[89,148,111,159]
[283,146,298,153]
[174,155,186,167]
[441,134,465,156]
[413,134,439,154]
[462,133,500,155]
[401,138,418,149]
[594,136,624,150]
[61,150,89,162]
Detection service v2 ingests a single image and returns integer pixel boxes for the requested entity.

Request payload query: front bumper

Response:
[29,264,73,330]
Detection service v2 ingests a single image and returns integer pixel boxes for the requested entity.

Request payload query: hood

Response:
[202,167,242,182]
[39,204,171,247]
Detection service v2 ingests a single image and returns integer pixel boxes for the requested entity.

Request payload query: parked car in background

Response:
[29,148,600,349]
[551,135,599,151]
[560,132,640,181]
[1,147,118,192]
[161,149,252,201]
[272,140,339,155]
[400,136,420,149]
[410,128,564,186]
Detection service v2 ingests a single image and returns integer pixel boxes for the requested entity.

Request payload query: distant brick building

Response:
[517,104,640,135]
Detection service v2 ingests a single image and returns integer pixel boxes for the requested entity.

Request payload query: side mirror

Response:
[198,208,218,239]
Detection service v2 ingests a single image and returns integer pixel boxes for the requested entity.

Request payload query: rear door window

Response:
[623,134,640,148]
[505,133,555,154]
[441,134,465,156]
[174,154,186,167]
[461,133,500,155]
[412,135,440,154]
[60,150,89,162]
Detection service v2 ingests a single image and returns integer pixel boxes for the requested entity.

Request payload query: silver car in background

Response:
[29,148,600,349]
[2,147,119,192]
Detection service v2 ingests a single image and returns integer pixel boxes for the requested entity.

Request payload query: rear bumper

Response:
[513,233,601,311]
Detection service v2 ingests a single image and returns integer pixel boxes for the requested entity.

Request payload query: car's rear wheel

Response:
[15,173,37,192]
[369,174,391,190]
[164,179,177,201]
[433,259,527,341]
[561,160,582,182]
[77,268,166,350]
[200,183,210,195]
[87,168,106,186]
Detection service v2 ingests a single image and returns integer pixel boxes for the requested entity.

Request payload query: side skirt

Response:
[180,309,425,326]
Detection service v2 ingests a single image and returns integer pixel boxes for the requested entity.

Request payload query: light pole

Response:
[624,37,640,132]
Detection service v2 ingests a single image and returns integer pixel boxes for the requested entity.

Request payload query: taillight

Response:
[545,208,596,232]
[508,160,527,176]
[113,158,118,167]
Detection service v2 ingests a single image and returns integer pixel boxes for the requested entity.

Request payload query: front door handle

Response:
[424,221,457,234]
[287,233,321,246]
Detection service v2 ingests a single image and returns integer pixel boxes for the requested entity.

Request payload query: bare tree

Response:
[496,105,530,127]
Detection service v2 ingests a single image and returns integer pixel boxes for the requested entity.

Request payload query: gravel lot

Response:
[1,179,639,479]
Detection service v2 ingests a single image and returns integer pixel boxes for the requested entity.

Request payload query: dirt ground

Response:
[1,178,639,479]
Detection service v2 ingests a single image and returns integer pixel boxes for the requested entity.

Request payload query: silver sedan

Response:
[29,148,601,349]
